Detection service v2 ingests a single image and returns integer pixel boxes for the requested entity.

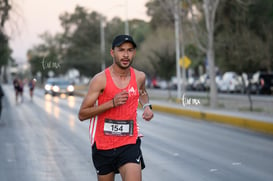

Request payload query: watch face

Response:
[149,105,152,110]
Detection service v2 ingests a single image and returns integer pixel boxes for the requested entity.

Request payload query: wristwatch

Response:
[143,103,152,110]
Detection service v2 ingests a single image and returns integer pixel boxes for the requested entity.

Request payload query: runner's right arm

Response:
[78,73,114,121]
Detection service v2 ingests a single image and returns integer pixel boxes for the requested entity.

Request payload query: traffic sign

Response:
[179,56,191,68]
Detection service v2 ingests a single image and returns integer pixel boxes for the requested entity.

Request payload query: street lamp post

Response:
[124,0,129,35]
[100,16,106,71]
[174,0,182,100]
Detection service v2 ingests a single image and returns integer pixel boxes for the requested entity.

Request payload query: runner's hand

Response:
[142,107,153,121]
[113,90,129,107]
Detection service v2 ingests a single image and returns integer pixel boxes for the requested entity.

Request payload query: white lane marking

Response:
[6,143,16,163]
[209,168,218,172]
[232,162,242,166]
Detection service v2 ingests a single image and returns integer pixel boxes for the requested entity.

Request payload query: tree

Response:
[0,0,11,27]
[185,0,220,108]
[0,0,12,82]
[202,0,219,108]
[136,27,175,77]
[215,0,273,73]
[28,32,62,82]
[0,31,11,68]
[59,6,102,77]
[146,0,175,30]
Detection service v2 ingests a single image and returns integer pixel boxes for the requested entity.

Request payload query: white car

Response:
[44,78,74,96]
[218,72,243,93]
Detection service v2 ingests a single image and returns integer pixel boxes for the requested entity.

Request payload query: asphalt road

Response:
[1,85,273,181]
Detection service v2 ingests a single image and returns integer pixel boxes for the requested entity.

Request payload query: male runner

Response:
[78,34,153,181]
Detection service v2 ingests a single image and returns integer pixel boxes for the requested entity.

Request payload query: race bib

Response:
[104,119,133,136]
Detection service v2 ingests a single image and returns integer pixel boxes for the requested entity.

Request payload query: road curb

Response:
[153,104,273,135]
[75,90,273,135]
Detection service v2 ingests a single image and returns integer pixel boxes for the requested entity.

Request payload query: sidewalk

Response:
[74,88,273,135]
[150,99,273,134]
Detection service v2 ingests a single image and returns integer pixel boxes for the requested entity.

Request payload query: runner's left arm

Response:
[138,72,149,106]
[138,71,153,121]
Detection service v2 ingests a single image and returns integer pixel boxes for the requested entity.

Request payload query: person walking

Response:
[13,77,20,103]
[13,77,24,103]
[0,83,4,120]
[18,79,24,103]
[28,78,36,100]
[78,34,154,181]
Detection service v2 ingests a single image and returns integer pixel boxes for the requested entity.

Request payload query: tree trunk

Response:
[203,0,219,108]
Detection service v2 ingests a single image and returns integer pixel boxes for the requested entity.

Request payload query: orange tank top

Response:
[89,67,139,150]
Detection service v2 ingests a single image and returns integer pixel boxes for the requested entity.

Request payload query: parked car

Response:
[193,73,220,91]
[249,72,273,94]
[218,72,244,93]
[44,78,74,96]
[149,77,169,89]
[169,76,190,90]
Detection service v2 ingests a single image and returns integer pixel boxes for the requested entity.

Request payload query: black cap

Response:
[112,35,137,49]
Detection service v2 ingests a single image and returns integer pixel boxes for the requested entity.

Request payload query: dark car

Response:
[44,78,74,96]
[250,72,273,94]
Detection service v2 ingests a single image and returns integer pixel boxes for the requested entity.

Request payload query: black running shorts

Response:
[92,138,145,175]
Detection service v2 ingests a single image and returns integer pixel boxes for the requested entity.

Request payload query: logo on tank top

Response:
[127,86,136,97]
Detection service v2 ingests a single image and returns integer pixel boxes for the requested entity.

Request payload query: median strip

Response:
[152,104,273,135]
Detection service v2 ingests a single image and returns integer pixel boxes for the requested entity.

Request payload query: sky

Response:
[7,0,150,64]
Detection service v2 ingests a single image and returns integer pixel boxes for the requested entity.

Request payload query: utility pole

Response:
[179,2,186,95]
[124,0,129,35]
[100,16,106,71]
[174,0,182,100]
